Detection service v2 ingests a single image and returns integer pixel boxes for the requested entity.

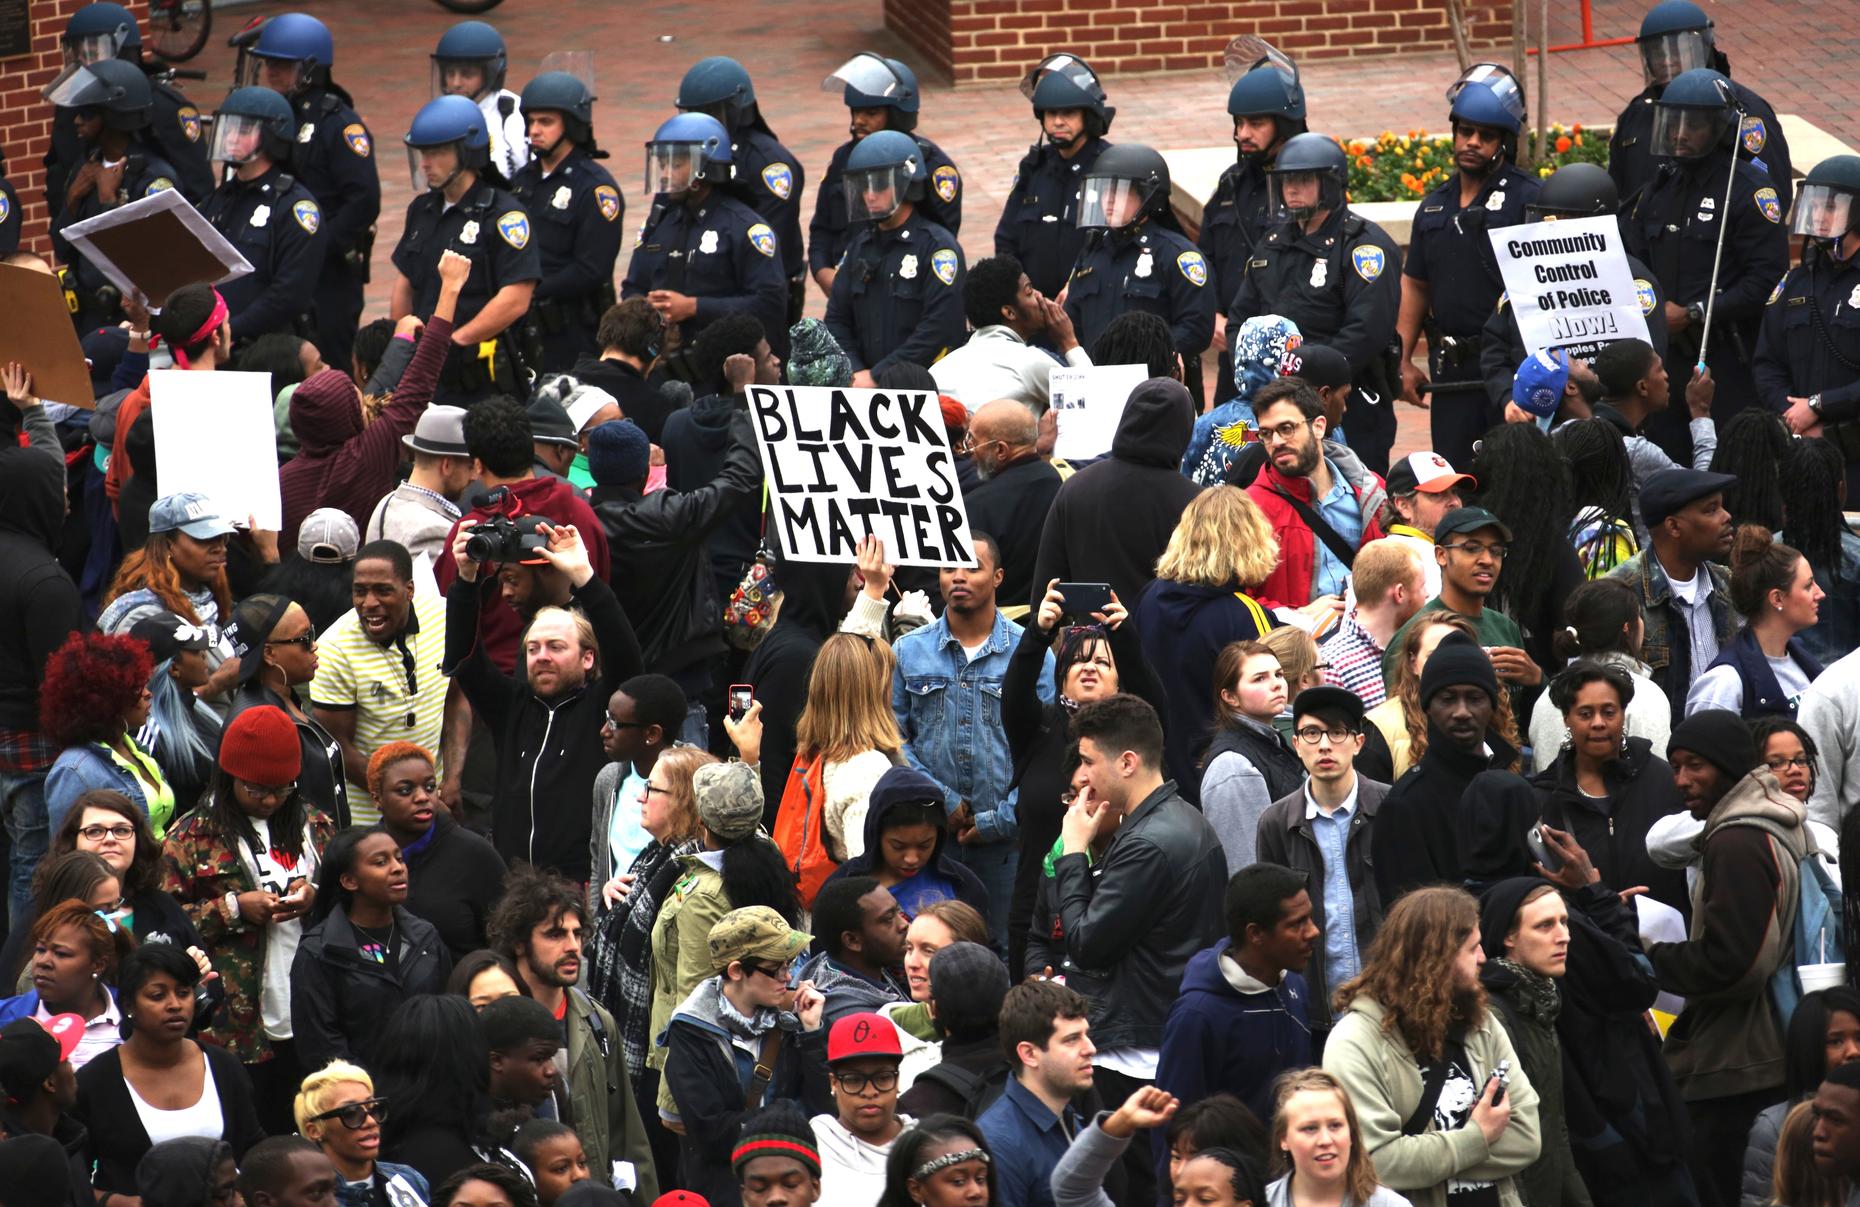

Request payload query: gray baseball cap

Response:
[297,508,360,564]
[148,492,236,540]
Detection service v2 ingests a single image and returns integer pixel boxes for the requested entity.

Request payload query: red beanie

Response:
[218,705,303,785]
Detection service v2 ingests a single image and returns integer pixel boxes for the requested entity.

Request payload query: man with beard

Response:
[487,864,658,1200]
[1396,68,1541,468]
[962,400,1063,611]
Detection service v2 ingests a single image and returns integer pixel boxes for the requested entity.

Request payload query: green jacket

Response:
[1322,993,1541,1207]
[565,986,659,1201]
[1482,963,1592,1207]
[648,851,727,1073]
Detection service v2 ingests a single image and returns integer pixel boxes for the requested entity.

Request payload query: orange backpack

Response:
[772,754,839,907]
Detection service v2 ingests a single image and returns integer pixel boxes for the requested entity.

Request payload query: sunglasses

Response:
[310,1096,390,1130]
[266,622,318,649]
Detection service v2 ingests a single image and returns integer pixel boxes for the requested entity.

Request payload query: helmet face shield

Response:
[211,113,272,165]
[42,63,111,109]
[61,31,124,69]
[1447,62,1526,126]
[1650,102,1729,160]
[1640,30,1710,87]
[1268,168,1344,223]
[843,162,909,222]
[241,54,311,95]
[1792,183,1858,239]
[1222,37,1297,88]
[433,56,497,102]
[1020,54,1102,103]
[407,140,466,193]
[646,142,706,197]
[824,53,903,101]
[1077,176,1152,230]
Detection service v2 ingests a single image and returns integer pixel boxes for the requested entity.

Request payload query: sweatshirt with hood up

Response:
[0,443,82,734]
[822,774,990,917]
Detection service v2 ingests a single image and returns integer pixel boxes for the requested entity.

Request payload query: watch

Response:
[1686,301,1707,327]
[1809,393,1825,416]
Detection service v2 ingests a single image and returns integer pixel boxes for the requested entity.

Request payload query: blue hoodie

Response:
[821,768,991,917]
[1154,943,1312,1132]
[1135,580,1273,798]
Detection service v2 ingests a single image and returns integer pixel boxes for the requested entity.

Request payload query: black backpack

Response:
[911,1059,1012,1120]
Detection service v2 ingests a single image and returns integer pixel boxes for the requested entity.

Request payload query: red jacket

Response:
[1246,446,1387,609]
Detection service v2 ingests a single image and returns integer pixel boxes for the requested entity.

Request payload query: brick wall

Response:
[889,0,1516,85]
[2,0,152,254]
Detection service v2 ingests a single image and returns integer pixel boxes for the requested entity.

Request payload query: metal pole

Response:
[1695,104,1747,369]
[1536,0,1550,168]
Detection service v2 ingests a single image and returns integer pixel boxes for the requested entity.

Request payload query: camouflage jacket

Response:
[158,805,335,1063]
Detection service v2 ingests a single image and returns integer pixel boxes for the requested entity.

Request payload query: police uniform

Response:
[1404,163,1539,466]
[510,146,625,374]
[1480,252,1669,412]
[1611,75,1791,214]
[202,165,325,342]
[731,125,807,309]
[620,189,789,360]
[993,138,1109,299]
[1754,245,1860,429]
[45,70,212,207]
[392,180,542,405]
[1228,208,1404,473]
[289,85,382,372]
[0,171,18,256]
[1199,156,1275,404]
[1065,222,1215,378]
[1627,153,1789,452]
[824,209,966,375]
[808,134,961,282]
[50,143,179,332]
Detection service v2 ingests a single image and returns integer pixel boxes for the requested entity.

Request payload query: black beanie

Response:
[1418,631,1499,709]
[1478,876,1556,959]
[1668,708,1760,784]
[733,1100,820,1178]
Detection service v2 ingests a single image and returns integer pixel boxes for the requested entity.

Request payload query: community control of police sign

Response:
[1487,215,1652,361]
[747,385,976,568]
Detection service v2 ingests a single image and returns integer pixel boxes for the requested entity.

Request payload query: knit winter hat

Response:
[787,319,852,388]
[732,1100,821,1178]
[585,418,652,487]
[1417,631,1499,709]
[218,705,303,785]
[1668,708,1760,784]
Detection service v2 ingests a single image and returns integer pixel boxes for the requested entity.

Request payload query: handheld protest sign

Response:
[1487,215,1652,362]
[150,370,282,531]
[746,384,976,568]
[60,188,253,308]
[0,262,95,409]
[1049,363,1148,462]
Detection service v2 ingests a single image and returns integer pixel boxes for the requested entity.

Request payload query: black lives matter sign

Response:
[747,385,975,568]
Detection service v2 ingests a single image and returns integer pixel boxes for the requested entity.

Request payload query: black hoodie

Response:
[0,446,82,734]
[663,391,762,603]
[743,559,852,819]
[821,775,990,913]
[1028,377,1202,609]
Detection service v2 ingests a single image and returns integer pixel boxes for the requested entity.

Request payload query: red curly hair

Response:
[40,632,153,747]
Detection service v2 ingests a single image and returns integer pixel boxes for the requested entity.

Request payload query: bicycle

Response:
[147,0,505,63]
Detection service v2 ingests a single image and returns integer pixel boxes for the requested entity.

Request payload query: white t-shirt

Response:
[812,1113,912,1207]
[238,817,319,1041]
[1686,656,1816,717]
[128,1050,223,1146]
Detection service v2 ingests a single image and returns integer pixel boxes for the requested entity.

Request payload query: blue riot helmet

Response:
[1022,53,1115,140]
[842,129,926,223]
[404,94,490,194]
[245,12,334,94]
[1791,155,1860,241]
[1525,162,1619,222]
[646,112,731,199]
[676,56,757,131]
[1638,0,1714,88]
[822,53,919,135]
[432,21,507,102]
[521,71,596,154]
[43,59,152,132]
[1651,68,1737,161]
[1076,143,1170,230]
[209,86,295,167]
[1266,132,1348,224]
[1447,63,1525,132]
[1224,39,1306,162]
[62,4,139,66]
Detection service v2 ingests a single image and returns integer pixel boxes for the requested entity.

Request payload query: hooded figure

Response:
[744,559,855,818]
[1458,771,1544,898]
[1029,376,1203,609]
[1182,315,1302,486]
[820,765,990,915]
[0,442,83,759]
[136,1138,233,1207]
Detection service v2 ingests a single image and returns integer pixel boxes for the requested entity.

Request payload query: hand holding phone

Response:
[728,684,754,722]
[1054,582,1113,621]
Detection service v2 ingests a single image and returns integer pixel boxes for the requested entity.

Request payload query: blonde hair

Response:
[797,633,903,764]
[1351,539,1424,605]
[652,746,721,846]
[1154,486,1280,589]
[294,1060,373,1137]
[1260,626,1320,691]
[524,606,600,679]
[1269,1069,1380,1204]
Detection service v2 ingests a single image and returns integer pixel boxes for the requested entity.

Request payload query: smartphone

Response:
[1490,1058,1512,1106]
[1524,824,1565,872]
[728,684,754,722]
[1055,582,1113,619]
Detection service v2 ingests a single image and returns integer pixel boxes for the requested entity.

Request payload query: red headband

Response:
[150,290,230,369]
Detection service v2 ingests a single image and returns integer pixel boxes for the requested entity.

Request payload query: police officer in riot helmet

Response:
[1064,143,1214,399]
[808,53,963,297]
[43,2,212,207]
[1201,40,1306,404]
[49,59,183,334]
[1478,163,1668,415]
[824,130,967,383]
[675,57,807,325]
[200,86,326,344]
[1625,67,1788,453]
[1756,157,1860,455]
[1229,132,1404,473]
[621,112,790,366]
[390,94,541,406]
[510,71,624,375]
[0,155,18,257]
[432,21,529,184]
[1394,65,1540,467]
[994,53,1117,298]
[1610,0,1790,215]
[243,12,381,373]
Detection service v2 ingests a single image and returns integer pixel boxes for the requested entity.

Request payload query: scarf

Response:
[1492,956,1561,1022]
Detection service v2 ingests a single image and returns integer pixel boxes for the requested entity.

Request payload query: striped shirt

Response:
[1320,611,1389,708]
[309,592,449,824]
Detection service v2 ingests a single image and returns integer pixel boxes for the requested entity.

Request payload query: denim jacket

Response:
[892,610,1053,841]
[1607,550,1737,718]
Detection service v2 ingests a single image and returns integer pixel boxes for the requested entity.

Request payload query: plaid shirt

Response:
[0,725,58,774]
[1320,610,1389,708]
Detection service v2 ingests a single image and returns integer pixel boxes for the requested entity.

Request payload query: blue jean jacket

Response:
[892,610,1053,842]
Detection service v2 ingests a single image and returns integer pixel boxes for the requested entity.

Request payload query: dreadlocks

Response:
[1708,408,1790,530]
[1554,417,1632,531]
[1469,422,1572,622]
[1781,437,1848,586]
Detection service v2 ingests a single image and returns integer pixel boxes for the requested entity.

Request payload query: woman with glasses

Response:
[814,1011,912,1207]
[295,1058,431,1207]
[74,942,263,1201]
[227,593,351,829]
[41,630,176,840]
[368,742,507,961]
[161,703,335,1134]
[291,826,453,1073]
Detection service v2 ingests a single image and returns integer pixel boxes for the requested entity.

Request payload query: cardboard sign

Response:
[150,370,282,531]
[0,262,95,409]
[746,384,974,568]
[1049,363,1149,461]
[1488,215,1652,363]
[60,188,252,308]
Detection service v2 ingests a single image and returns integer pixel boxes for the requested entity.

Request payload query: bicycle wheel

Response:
[148,0,212,63]
[434,0,504,11]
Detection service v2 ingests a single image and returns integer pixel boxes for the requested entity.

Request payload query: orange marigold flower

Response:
[1357,155,1373,169]
[1555,136,1573,153]
[1572,134,1583,147]
[1572,122,1584,134]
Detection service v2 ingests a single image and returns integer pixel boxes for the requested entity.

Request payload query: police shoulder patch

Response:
[176,106,202,143]
[1740,115,1767,155]
[0,193,9,225]
[1351,244,1386,282]
[931,247,959,286]
[343,123,371,158]
[145,177,175,198]
[761,162,794,201]
[932,163,960,205]
[747,223,777,258]
[594,184,621,222]
[1177,250,1208,287]
[1767,274,1787,305]
[1635,278,1657,315]
[292,197,321,234]
[496,210,531,249]
[1755,187,1782,224]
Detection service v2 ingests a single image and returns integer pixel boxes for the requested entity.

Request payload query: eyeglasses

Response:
[1258,419,1311,446]
[236,779,298,804]
[744,960,793,983]
[309,1097,390,1130]
[1766,755,1814,772]
[603,713,647,732]
[643,784,673,798]
[1294,726,1359,745]
[1444,540,1510,559]
[77,823,136,842]
[833,1068,900,1094]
